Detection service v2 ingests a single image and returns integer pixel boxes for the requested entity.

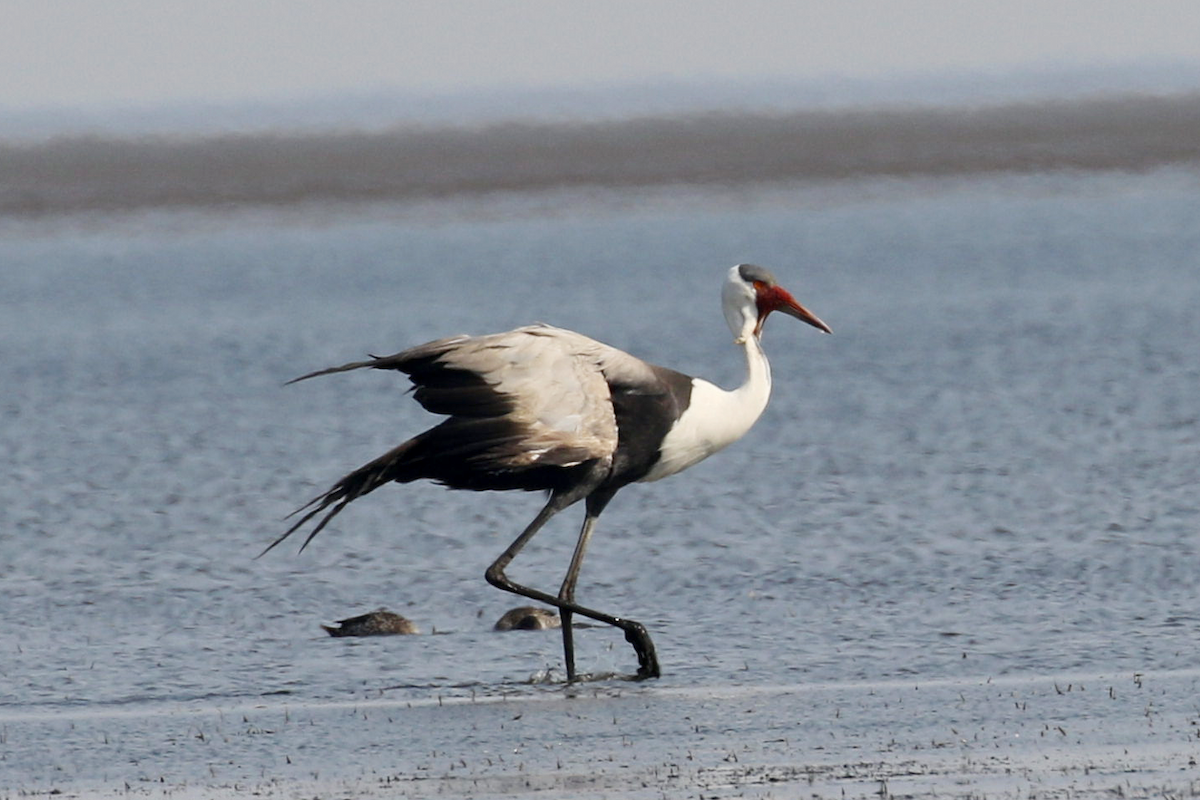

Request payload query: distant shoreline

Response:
[4,92,1200,217]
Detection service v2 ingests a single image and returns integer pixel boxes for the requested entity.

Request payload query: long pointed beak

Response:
[756,285,832,337]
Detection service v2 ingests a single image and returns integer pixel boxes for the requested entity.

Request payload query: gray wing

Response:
[414,325,621,468]
[289,323,658,471]
[264,325,662,556]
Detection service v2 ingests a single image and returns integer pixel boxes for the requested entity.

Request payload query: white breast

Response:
[640,376,769,483]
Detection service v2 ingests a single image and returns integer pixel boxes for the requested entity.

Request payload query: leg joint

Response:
[484,562,507,589]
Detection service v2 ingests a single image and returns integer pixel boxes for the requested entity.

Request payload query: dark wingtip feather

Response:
[286,346,427,387]
[296,497,353,552]
[285,358,379,386]
[256,492,358,558]
[259,436,423,558]
[256,494,336,558]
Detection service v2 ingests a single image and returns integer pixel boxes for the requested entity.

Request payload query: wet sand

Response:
[5,92,1200,217]
[8,670,1200,798]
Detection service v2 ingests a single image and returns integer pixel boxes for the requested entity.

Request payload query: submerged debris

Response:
[494,605,561,632]
[322,608,419,637]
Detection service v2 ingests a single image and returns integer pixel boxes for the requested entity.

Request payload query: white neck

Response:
[639,335,773,482]
[732,333,772,423]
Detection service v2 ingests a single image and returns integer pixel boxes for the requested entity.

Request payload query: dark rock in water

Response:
[322,609,418,637]
[494,605,561,631]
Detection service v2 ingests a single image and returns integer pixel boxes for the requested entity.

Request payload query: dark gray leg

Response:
[557,510,599,680]
[485,492,660,680]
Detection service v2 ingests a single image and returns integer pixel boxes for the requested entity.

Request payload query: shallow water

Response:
[2,166,1199,794]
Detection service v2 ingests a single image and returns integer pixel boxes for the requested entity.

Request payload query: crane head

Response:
[723,263,831,343]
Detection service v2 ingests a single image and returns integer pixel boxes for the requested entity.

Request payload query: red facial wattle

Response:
[753,283,832,337]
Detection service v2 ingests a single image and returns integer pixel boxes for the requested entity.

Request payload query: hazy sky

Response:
[4,1,1200,109]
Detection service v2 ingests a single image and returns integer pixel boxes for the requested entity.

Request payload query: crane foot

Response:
[623,621,661,679]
